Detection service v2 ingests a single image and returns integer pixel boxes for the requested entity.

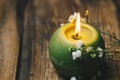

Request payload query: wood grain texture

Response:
[20,0,120,80]
[30,0,60,80]
[0,0,19,80]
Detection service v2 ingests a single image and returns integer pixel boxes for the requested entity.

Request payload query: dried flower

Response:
[68,12,77,23]
[85,10,89,16]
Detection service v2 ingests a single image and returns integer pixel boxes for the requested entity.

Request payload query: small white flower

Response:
[97,47,103,58]
[76,40,83,49]
[73,12,78,18]
[97,47,103,54]
[72,52,77,60]
[68,12,77,23]
[72,50,81,60]
[71,76,76,80]
[97,47,103,51]
[68,15,76,23]
[76,50,82,57]
[98,53,103,58]
[60,23,64,27]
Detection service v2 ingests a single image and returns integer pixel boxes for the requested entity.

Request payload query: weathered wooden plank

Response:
[15,0,31,80]
[0,0,19,80]
[29,0,60,80]
[23,0,120,80]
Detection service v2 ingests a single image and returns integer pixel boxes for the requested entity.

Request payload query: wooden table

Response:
[0,0,120,80]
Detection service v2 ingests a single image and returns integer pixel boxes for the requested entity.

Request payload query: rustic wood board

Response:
[0,0,19,80]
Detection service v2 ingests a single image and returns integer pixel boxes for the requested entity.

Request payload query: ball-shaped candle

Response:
[49,12,105,77]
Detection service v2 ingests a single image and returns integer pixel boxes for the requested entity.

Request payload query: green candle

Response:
[49,12,105,77]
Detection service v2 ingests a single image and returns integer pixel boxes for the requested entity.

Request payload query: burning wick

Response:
[75,33,79,37]
[72,12,82,40]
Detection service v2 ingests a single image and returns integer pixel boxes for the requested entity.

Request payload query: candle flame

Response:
[75,12,81,35]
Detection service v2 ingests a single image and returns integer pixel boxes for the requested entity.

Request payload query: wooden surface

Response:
[0,0,120,80]
[0,0,19,80]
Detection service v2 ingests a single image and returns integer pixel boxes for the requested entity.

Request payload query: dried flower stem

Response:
[96,28,120,41]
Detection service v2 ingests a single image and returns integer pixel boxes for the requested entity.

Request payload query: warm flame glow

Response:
[75,12,81,35]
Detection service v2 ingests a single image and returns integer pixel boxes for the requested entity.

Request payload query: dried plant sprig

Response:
[85,10,89,23]
[96,28,120,41]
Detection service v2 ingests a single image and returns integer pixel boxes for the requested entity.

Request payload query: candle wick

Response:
[76,33,79,37]
[72,33,82,40]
